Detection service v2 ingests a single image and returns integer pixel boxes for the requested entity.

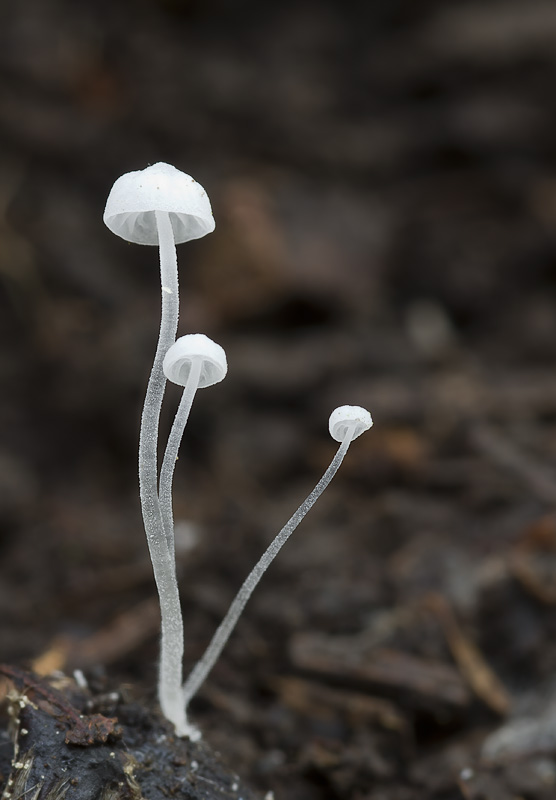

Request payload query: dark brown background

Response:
[2,1,556,798]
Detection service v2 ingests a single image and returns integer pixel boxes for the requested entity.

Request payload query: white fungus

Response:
[329,405,373,443]
[181,405,373,712]
[163,334,227,388]
[104,163,215,740]
[160,334,227,561]
[103,162,214,245]
[104,164,374,744]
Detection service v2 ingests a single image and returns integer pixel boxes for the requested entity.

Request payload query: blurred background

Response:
[2,1,556,798]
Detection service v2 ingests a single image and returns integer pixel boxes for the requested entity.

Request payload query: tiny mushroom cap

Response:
[163,334,227,388]
[103,162,215,246]
[329,405,373,443]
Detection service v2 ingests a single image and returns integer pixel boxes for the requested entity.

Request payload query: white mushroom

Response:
[329,405,373,443]
[160,334,227,560]
[103,162,214,246]
[181,405,373,712]
[104,163,214,740]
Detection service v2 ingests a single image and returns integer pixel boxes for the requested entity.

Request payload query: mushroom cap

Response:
[329,405,373,442]
[163,334,227,388]
[103,162,215,245]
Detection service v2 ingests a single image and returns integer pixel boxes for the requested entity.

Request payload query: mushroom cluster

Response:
[104,163,373,739]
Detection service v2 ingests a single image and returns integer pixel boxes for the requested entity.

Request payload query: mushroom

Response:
[104,163,214,739]
[328,404,373,443]
[181,405,373,712]
[160,334,228,560]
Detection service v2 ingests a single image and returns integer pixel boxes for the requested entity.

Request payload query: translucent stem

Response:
[138,210,196,738]
[159,358,203,562]
[182,425,356,709]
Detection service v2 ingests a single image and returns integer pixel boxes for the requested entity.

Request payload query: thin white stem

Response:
[138,210,196,738]
[159,358,203,562]
[182,425,356,709]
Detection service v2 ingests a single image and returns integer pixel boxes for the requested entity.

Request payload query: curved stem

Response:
[138,210,195,737]
[159,358,203,562]
[182,425,356,709]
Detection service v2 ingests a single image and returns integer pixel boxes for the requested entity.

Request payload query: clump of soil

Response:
[0,666,258,800]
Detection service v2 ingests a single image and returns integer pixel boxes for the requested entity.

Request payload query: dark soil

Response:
[2,0,556,798]
[0,665,257,799]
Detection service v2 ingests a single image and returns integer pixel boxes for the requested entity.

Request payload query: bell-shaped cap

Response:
[103,162,215,245]
[163,334,227,388]
[329,405,373,442]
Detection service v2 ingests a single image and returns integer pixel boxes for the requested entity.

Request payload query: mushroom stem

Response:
[138,210,194,738]
[159,357,203,562]
[138,212,179,531]
[181,423,357,710]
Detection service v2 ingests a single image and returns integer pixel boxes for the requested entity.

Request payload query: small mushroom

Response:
[160,334,227,560]
[328,404,373,443]
[103,162,214,246]
[104,163,214,739]
[181,405,373,711]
